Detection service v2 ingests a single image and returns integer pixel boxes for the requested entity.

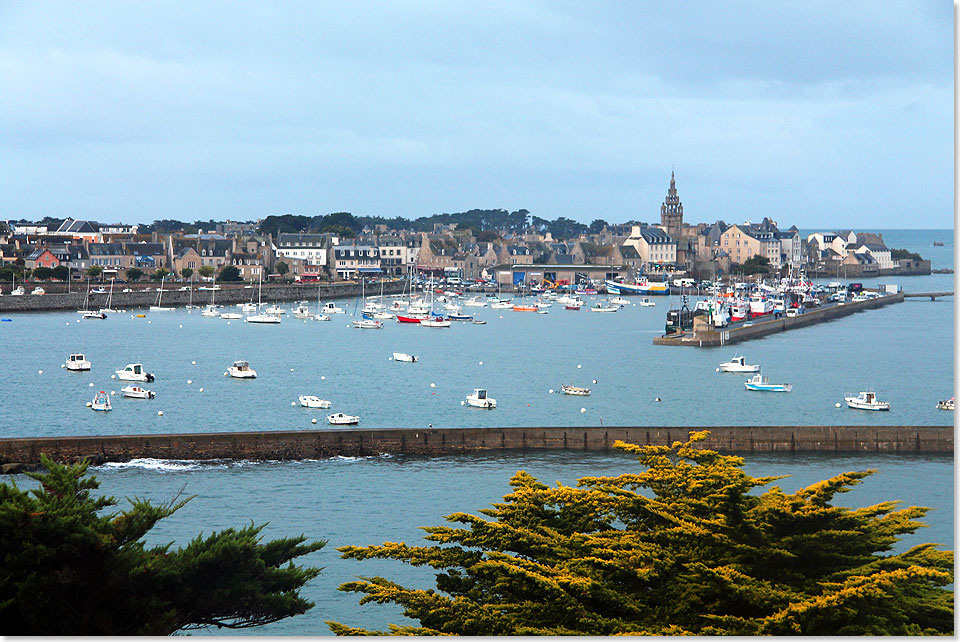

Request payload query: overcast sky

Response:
[0,1,953,228]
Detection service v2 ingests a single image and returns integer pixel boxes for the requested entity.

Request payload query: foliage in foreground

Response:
[329,432,953,635]
[0,455,326,635]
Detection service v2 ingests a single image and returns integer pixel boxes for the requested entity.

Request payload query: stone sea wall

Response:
[0,425,950,471]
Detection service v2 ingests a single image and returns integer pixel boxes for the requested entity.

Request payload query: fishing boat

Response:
[292,303,312,318]
[392,352,418,362]
[227,360,257,378]
[936,397,954,411]
[121,384,156,399]
[638,297,656,307]
[115,363,155,382]
[149,276,175,311]
[298,395,331,409]
[560,384,591,396]
[844,390,890,411]
[265,304,286,315]
[744,373,792,392]
[564,297,583,310]
[322,302,345,314]
[609,296,628,306]
[604,278,670,296]
[327,412,360,425]
[88,390,112,411]
[717,355,760,373]
[82,310,107,319]
[65,353,91,371]
[464,388,497,409]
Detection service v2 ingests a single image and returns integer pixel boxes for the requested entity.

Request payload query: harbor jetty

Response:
[0,425,951,472]
[654,290,906,347]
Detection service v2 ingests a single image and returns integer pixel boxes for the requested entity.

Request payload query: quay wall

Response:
[0,280,406,313]
[0,425,950,471]
[654,292,905,347]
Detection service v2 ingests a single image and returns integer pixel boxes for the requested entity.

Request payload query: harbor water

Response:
[1,228,954,634]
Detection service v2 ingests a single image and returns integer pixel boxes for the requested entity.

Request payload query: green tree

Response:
[125,267,144,282]
[219,265,242,281]
[197,265,216,279]
[86,265,103,281]
[31,266,53,280]
[153,267,170,280]
[588,218,609,234]
[275,261,289,277]
[738,254,772,275]
[0,456,325,635]
[330,432,953,636]
[181,267,194,280]
[51,265,69,281]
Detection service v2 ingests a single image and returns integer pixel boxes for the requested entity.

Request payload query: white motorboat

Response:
[81,310,107,319]
[638,297,656,307]
[31,287,45,295]
[372,310,394,320]
[936,397,954,411]
[352,318,383,329]
[560,384,591,396]
[420,317,452,328]
[299,395,331,409]
[116,363,154,382]
[314,313,331,321]
[490,300,513,309]
[241,302,258,313]
[201,305,220,317]
[717,355,760,373]
[149,276,175,311]
[219,311,243,319]
[265,305,286,315]
[292,304,312,318]
[121,384,156,399]
[844,391,890,411]
[11,286,24,296]
[65,353,91,371]
[228,360,257,378]
[246,313,281,323]
[327,412,360,425]
[744,373,791,392]
[589,303,618,313]
[392,352,418,362]
[609,296,628,306]
[322,302,345,314]
[463,296,487,308]
[88,390,112,411]
[465,388,497,409]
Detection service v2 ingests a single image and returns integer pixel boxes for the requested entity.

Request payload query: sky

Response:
[0,1,953,228]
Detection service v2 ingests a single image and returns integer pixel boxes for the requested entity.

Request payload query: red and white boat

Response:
[730,301,750,322]
[748,295,775,318]
[396,314,427,324]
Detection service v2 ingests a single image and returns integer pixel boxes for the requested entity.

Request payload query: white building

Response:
[274,233,330,270]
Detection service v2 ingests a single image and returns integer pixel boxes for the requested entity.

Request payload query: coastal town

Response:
[0,174,935,293]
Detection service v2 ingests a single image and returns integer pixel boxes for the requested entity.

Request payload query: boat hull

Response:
[604,280,670,295]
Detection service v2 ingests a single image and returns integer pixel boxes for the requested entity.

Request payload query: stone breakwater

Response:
[0,425,950,472]
[0,280,406,313]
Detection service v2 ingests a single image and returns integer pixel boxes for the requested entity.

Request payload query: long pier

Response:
[903,291,953,301]
[0,425,951,472]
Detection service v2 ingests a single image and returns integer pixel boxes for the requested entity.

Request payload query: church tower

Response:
[660,171,683,239]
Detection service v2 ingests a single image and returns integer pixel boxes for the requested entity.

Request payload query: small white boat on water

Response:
[589,303,618,313]
[465,388,497,409]
[121,384,156,399]
[314,313,331,321]
[149,276,175,311]
[88,390,112,411]
[322,302,345,314]
[219,311,243,319]
[65,353,91,371]
[246,313,281,324]
[844,391,890,411]
[420,317,452,327]
[81,310,107,320]
[717,355,760,373]
[936,397,954,411]
[609,296,628,306]
[241,302,258,313]
[299,395,331,409]
[490,300,513,309]
[638,297,656,307]
[561,384,591,396]
[392,352,418,362]
[372,310,394,320]
[116,363,154,382]
[463,296,487,308]
[265,305,286,315]
[31,287,45,295]
[327,412,359,425]
[228,360,257,378]
[11,286,24,296]
[352,318,383,329]
[292,304,312,318]
[744,373,792,392]
[201,305,221,317]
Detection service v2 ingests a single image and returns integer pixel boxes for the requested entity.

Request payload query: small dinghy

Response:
[936,397,954,411]
[472,319,487,325]
[392,352,418,362]
[88,390,112,411]
[561,384,591,396]
[464,388,497,409]
[327,412,359,425]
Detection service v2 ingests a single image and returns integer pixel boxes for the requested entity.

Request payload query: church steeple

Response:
[660,171,683,238]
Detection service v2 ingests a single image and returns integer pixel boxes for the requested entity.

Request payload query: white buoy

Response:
[179,324,183,328]
[86,402,92,407]
[38,370,42,374]
[148,321,151,324]
[835,402,842,408]
[715,367,720,372]
[89,382,94,387]
[187,379,192,385]
[389,357,393,360]
[227,321,231,325]
[192,360,196,365]
[311,418,317,424]
[320,375,325,380]
[430,383,436,388]
[580,407,586,413]
[157,410,163,416]
[66,322,70,326]
[224,372,229,376]
[290,368,294,372]
[60,364,65,368]
[199,387,204,392]
[291,401,296,406]
[577,364,582,369]
[111,374,116,379]
[548,389,554,394]
[110,391,115,396]
[655,397,661,402]
[592,379,597,384]
[460,400,465,405]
